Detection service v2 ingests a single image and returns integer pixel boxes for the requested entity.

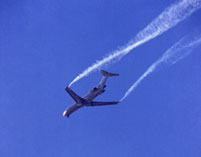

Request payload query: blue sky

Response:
[1,0,201,157]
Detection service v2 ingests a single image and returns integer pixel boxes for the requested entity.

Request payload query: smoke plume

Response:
[69,0,201,87]
[120,35,201,101]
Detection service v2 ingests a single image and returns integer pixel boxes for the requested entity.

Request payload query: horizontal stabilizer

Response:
[101,70,119,77]
[90,101,119,106]
[65,87,86,104]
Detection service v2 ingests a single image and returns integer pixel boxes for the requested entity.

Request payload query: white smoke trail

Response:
[69,0,201,87]
[120,35,201,101]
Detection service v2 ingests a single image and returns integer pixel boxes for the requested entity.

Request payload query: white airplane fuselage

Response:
[63,70,119,117]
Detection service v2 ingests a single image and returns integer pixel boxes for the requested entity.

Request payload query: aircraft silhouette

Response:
[63,70,119,117]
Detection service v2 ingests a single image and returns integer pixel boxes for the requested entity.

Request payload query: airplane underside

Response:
[63,70,119,118]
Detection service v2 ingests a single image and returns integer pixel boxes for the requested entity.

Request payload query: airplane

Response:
[63,70,119,117]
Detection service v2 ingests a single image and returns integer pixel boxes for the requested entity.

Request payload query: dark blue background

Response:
[1,0,201,156]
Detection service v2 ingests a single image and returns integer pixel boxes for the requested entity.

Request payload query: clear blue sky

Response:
[1,0,201,157]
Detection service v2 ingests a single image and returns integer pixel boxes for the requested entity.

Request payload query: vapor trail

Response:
[120,35,201,101]
[69,0,201,87]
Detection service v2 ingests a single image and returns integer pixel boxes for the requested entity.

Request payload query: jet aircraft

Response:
[63,70,119,117]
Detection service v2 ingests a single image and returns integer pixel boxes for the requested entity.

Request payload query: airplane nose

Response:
[63,110,67,117]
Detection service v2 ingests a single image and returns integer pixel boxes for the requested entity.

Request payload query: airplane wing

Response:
[90,101,119,106]
[65,87,85,104]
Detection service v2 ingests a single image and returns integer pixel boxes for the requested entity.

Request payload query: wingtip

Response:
[65,86,70,90]
[65,86,72,93]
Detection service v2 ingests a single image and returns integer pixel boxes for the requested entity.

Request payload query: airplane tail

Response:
[101,70,119,77]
